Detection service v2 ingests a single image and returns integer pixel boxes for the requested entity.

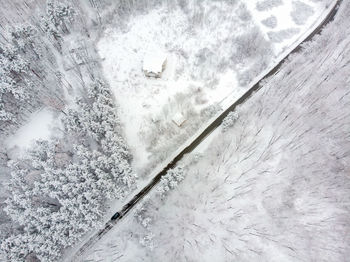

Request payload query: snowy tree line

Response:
[0,24,58,135]
[1,80,136,261]
[157,165,185,199]
[0,0,76,136]
[0,3,78,255]
[221,111,239,132]
[0,1,137,261]
[0,0,110,137]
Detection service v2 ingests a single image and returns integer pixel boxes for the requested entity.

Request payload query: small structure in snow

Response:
[143,50,167,78]
[172,112,186,127]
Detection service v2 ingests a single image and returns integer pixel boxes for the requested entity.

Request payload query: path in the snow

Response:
[71,0,342,260]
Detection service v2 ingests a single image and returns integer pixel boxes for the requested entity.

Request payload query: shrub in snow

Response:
[135,208,153,233]
[41,1,75,47]
[139,233,155,250]
[291,1,315,26]
[200,103,221,119]
[222,111,238,132]
[261,16,277,29]
[10,25,38,55]
[233,27,273,85]
[0,42,33,126]
[267,28,300,43]
[236,3,251,22]
[140,217,152,229]
[235,27,272,63]
[189,153,203,164]
[256,0,283,11]
[157,166,185,198]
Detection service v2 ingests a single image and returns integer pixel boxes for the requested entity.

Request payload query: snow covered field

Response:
[5,108,56,156]
[83,1,350,261]
[97,0,333,175]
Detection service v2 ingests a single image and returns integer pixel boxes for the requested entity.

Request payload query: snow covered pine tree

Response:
[1,80,136,261]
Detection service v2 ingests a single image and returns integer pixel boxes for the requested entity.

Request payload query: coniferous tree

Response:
[2,80,136,261]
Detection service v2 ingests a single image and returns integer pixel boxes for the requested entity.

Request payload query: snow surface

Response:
[5,108,54,154]
[82,1,350,261]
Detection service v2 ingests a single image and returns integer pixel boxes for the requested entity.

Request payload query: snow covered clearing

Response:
[83,1,350,261]
[5,108,56,155]
[98,0,332,176]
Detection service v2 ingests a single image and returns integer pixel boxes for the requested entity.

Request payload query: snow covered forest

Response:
[0,0,349,261]
[0,1,138,261]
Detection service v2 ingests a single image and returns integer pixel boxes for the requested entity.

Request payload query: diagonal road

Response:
[72,1,343,260]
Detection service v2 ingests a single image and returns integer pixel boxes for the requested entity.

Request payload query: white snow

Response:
[5,108,54,153]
